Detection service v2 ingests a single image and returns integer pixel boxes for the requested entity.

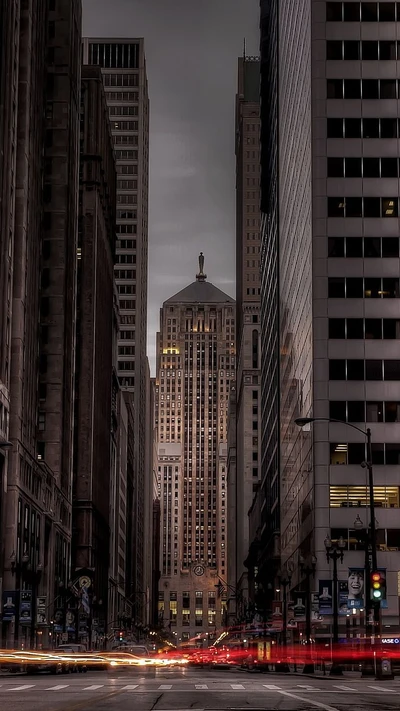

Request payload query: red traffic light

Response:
[371,571,383,599]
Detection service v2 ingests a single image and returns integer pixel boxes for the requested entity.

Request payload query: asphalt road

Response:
[1,667,400,711]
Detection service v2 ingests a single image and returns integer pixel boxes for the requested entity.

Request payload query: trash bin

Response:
[376,657,394,680]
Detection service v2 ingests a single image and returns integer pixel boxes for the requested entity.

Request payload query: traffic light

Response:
[371,571,384,601]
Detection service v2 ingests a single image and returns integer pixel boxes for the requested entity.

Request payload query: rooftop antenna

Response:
[243,37,246,60]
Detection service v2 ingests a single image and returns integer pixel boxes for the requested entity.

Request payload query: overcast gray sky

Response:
[82,0,260,372]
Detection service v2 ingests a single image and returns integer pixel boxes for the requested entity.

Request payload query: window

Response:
[384,361,400,380]
[329,319,346,338]
[328,277,345,298]
[346,239,363,257]
[380,3,396,20]
[345,79,361,99]
[344,40,360,59]
[327,157,344,177]
[329,360,346,380]
[363,158,380,178]
[327,41,343,60]
[346,119,362,138]
[346,158,362,177]
[328,118,344,138]
[328,197,345,217]
[344,3,361,20]
[363,118,379,138]
[327,79,343,99]
[347,319,364,338]
[381,80,397,99]
[363,197,380,217]
[346,197,362,217]
[362,41,378,60]
[363,80,379,99]
[366,360,383,380]
[327,2,343,20]
[380,41,396,60]
[328,237,344,257]
[381,158,398,177]
[382,198,398,216]
[362,2,378,21]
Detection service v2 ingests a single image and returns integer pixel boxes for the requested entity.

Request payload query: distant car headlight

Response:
[110,660,118,666]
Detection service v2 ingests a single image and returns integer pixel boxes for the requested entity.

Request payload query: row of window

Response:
[328,156,400,178]
[116,224,137,234]
[117,180,137,190]
[103,73,139,87]
[328,117,399,138]
[330,442,400,465]
[328,277,400,298]
[332,527,400,551]
[105,91,138,102]
[328,196,397,217]
[328,236,400,258]
[115,150,138,160]
[116,165,137,175]
[330,400,400,422]
[329,318,400,338]
[328,39,400,61]
[328,79,400,100]
[327,2,400,22]
[330,486,399,508]
[109,106,138,116]
[112,120,138,131]
[89,42,139,69]
[329,359,400,380]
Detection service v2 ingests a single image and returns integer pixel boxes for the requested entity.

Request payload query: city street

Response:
[1,667,400,711]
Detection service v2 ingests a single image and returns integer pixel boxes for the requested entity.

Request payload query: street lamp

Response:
[295,417,380,635]
[299,554,317,674]
[324,534,346,675]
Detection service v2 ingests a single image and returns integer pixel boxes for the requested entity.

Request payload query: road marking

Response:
[230,684,245,689]
[120,685,139,690]
[9,685,35,691]
[277,690,340,711]
[195,684,208,689]
[263,684,281,689]
[82,685,104,690]
[45,685,70,691]
[298,684,319,690]
[333,685,356,691]
[368,685,395,693]
[158,684,172,689]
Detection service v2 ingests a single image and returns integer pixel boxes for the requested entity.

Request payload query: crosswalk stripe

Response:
[368,686,395,693]
[9,685,35,691]
[158,684,172,689]
[230,684,245,689]
[263,684,281,689]
[45,685,69,691]
[195,684,208,689]
[82,685,104,690]
[334,685,356,691]
[298,685,318,690]
[120,685,139,690]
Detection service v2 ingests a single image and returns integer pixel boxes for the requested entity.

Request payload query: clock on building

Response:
[193,565,205,577]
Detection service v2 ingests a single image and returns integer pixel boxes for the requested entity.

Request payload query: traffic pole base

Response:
[329,664,343,676]
[361,662,375,677]
[303,663,315,674]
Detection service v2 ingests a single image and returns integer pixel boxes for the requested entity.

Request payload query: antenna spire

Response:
[243,37,246,59]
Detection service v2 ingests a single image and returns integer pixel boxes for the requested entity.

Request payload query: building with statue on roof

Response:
[155,254,235,645]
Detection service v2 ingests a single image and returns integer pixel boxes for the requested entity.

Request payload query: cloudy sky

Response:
[82,0,260,371]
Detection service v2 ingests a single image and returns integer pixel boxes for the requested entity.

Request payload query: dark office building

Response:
[72,65,116,642]
[1,0,82,648]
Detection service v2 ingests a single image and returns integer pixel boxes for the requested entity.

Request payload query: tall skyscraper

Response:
[254,0,400,640]
[82,38,150,619]
[229,55,261,604]
[72,64,116,644]
[1,0,82,648]
[156,256,235,643]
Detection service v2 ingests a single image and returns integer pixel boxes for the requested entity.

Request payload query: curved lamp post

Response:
[295,417,381,671]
